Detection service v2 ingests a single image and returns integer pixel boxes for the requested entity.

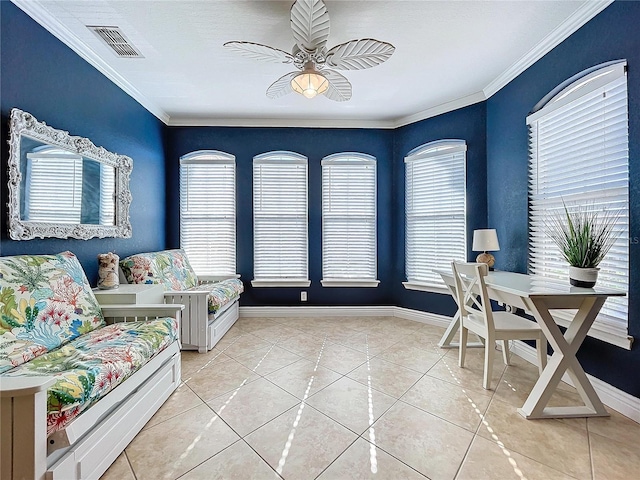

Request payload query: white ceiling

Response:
[13,0,612,128]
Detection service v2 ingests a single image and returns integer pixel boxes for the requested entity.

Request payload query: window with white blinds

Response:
[25,147,83,223]
[404,140,467,291]
[180,150,236,278]
[99,164,116,226]
[321,153,378,287]
[527,61,629,348]
[253,151,309,287]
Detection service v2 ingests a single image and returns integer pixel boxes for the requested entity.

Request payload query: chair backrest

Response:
[119,249,198,291]
[451,261,495,331]
[0,251,105,373]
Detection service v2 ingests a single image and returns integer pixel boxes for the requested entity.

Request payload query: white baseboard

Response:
[511,340,640,423]
[239,305,396,317]
[239,305,640,422]
[392,306,452,328]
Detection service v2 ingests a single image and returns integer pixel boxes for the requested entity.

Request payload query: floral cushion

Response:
[3,317,179,436]
[119,249,198,291]
[187,278,244,314]
[0,252,105,374]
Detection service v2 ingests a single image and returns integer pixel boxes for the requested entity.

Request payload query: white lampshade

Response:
[472,229,500,252]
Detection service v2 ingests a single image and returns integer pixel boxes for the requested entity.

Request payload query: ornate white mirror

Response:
[7,108,132,240]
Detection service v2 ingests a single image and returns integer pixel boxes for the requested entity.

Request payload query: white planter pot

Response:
[569,266,599,288]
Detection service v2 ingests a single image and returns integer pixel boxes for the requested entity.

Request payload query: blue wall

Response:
[486,1,640,396]
[0,2,167,283]
[392,103,488,317]
[2,0,637,397]
[165,127,395,306]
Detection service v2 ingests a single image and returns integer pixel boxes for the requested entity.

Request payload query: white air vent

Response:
[88,26,143,58]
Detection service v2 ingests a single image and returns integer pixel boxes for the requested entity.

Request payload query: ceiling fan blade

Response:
[266,72,299,99]
[290,0,330,52]
[326,39,396,70]
[224,41,294,64]
[322,69,352,102]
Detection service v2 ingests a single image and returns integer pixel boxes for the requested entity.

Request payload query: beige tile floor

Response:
[101,316,640,480]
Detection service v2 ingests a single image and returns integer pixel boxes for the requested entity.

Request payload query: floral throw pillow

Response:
[119,249,198,291]
[0,251,105,373]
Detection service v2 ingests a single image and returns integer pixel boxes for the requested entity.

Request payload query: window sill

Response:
[251,280,311,288]
[402,282,449,295]
[321,280,380,288]
[199,274,241,283]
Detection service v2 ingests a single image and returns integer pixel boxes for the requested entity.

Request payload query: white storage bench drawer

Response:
[207,301,239,351]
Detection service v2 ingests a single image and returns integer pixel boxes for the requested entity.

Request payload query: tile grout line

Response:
[586,418,595,480]
[123,449,138,480]
[127,317,610,479]
[275,336,330,475]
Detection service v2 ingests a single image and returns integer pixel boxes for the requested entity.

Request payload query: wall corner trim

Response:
[483,0,615,99]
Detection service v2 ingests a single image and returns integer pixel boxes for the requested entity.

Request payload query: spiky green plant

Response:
[546,202,620,268]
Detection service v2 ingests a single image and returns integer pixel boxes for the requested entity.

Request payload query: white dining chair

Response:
[451,261,547,390]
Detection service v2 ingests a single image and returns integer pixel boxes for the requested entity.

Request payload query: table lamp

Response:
[472,229,500,268]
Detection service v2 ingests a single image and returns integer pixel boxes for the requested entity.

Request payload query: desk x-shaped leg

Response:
[517,295,609,419]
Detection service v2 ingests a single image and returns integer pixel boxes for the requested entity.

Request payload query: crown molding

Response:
[12,0,614,130]
[392,92,487,128]
[167,116,396,129]
[168,91,487,129]
[483,0,614,99]
[11,0,170,125]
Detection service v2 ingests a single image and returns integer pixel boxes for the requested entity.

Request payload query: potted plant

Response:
[546,202,620,287]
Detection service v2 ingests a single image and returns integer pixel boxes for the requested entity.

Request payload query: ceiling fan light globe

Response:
[291,71,328,99]
[303,88,318,99]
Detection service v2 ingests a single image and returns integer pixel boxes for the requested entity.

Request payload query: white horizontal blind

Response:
[100,164,116,226]
[180,151,236,277]
[25,148,83,223]
[322,153,377,282]
[253,152,308,282]
[528,62,629,338]
[405,140,467,289]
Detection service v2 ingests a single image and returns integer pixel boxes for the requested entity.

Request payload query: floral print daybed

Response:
[0,251,182,480]
[120,249,243,352]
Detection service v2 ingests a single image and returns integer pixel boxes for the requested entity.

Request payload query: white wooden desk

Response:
[437,270,625,419]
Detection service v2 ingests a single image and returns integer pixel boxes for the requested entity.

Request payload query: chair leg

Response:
[501,340,511,366]
[483,334,495,390]
[536,334,548,375]
[459,326,468,368]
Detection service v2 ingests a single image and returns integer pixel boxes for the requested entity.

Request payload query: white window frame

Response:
[321,152,379,288]
[527,61,630,349]
[179,150,238,279]
[252,151,310,288]
[403,139,467,293]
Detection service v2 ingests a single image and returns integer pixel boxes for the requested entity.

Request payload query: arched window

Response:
[321,153,378,287]
[404,140,467,290]
[527,60,629,347]
[252,151,309,287]
[180,150,236,277]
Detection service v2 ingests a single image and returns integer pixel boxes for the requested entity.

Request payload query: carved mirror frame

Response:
[7,108,133,240]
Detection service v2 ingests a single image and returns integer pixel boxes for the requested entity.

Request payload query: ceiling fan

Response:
[224,0,395,101]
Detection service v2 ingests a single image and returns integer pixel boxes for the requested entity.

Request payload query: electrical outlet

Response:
[301,291,307,301]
